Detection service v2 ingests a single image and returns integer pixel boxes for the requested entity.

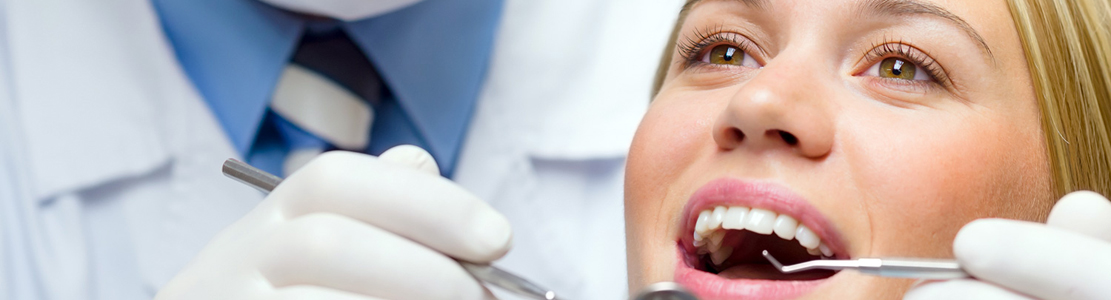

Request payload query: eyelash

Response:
[675,27,953,93]
[860,39,951,89]
[676,25,756,69]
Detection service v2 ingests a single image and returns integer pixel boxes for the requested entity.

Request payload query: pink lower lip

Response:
[674,247,828,300]
[672,178,843,299]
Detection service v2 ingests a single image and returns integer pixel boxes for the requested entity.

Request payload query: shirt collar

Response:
[154,0,503,173]
[153,0,304,155]
[343,0,502,174]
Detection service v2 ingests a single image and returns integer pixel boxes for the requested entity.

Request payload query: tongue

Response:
[717,264,835,281]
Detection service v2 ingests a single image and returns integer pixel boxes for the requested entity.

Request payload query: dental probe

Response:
[762,250,969,280]
[222,158,562,300]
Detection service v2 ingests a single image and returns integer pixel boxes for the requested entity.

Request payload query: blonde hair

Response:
[651,2,694,96]
[1008,0,1111,197]
[653,0,1111,199]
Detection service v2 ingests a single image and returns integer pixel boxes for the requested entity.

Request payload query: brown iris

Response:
[708,45,744,65]
[879,57,917,80]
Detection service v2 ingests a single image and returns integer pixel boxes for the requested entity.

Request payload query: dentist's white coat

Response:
[0,0,682,299]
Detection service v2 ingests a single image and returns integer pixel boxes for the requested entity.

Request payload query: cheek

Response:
[625,93,724,286]
[626,93,726,207]
[842,108,1048,256]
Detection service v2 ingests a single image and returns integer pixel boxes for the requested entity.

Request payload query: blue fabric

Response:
[152,0,503,177]
[252,22,380,176]
[246,110,330,175]
[273,113,330,150]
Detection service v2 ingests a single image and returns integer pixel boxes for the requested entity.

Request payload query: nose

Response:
[711,65,835,159]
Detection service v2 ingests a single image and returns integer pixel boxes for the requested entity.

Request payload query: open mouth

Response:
[674,178,847,300]
[687,205,838,280]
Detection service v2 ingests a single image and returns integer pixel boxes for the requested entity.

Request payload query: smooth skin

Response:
[625,0,1052,299]
[905,192,1111,300]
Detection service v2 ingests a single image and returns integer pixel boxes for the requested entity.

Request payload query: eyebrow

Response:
[683,0,995,59]
[859,0,994,59]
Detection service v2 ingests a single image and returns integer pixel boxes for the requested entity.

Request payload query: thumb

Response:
[954,219,1111,300]
[1046,190,1111,242]
[378,145,441,176]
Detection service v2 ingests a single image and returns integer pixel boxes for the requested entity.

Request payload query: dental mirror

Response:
[631,282,699,300]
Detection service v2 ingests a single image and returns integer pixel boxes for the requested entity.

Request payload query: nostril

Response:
[778,130,799,146]
[731,128,745,142]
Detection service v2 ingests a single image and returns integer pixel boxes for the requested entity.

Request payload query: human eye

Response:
[864,57,931,81]
[701,44,760,67]
[858,41,951,92]
[677,27,762,70]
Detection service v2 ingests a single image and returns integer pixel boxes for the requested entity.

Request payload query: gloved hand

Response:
[155,145,512,300]
[904,191,1111,300]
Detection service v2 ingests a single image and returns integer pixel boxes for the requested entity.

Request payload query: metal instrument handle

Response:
[221,158,560,300]
[857,258,970,280]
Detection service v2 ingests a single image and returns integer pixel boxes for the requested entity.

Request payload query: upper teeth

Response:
[693,205,833,265]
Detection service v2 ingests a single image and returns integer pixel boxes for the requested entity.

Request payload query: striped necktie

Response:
[259,22,382,177]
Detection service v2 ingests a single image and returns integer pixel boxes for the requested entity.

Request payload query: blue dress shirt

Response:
[151,0,503,177]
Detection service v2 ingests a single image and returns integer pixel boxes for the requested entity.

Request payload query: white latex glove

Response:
[155,145,511,300]
[904,191,1111,300]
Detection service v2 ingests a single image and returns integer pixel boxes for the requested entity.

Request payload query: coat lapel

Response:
[7,0,178,201]
[6,0,264,293]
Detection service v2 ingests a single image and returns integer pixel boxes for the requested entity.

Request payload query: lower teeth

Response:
[695,230,836,280]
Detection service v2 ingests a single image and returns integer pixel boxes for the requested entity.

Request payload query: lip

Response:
[675,248,827,300]
[674,178,847,300]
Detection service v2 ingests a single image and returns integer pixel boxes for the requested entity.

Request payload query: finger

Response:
[954,219,1111,300]
[378,145,440,175]
[1046,190,1111,241]
[259,213,487,300]
[269,285,385,300]
[903,279,1034,300]
[275,151,512,262]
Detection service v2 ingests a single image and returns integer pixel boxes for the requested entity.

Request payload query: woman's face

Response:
[625,0,1053,299]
